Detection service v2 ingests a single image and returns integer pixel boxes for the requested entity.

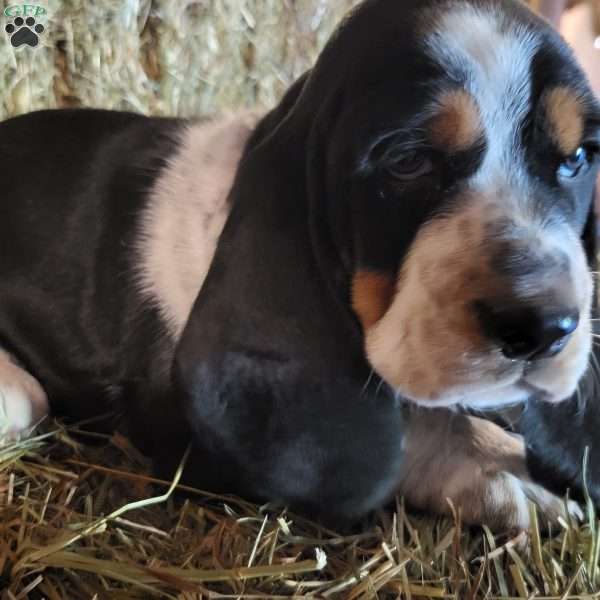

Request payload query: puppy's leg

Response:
[399,409,582,531]
[0,350,48,436]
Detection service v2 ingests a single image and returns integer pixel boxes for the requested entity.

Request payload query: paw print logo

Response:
[5,16,44,48]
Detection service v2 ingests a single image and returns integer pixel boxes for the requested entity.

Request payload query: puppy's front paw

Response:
[480,471,583,531]
[399,410,582,532]
[0,353,48,437]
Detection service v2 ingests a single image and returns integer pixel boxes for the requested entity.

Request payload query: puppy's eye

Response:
[558,146,592,179]
[387,153,433,181]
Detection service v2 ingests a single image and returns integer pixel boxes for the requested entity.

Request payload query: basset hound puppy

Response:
[1,0,599,530]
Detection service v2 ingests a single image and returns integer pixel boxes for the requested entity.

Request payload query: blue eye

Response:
[558,146,591,179]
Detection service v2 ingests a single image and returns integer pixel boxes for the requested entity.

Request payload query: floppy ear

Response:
[170,64,357,475]
[244,70,311,152]
[582,188,598,277]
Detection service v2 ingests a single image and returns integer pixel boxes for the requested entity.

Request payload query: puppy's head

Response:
[298,0,600,408]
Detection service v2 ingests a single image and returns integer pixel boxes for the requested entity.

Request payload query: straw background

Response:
[0,0,361,119]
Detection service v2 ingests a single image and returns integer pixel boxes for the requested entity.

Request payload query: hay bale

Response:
[0,0,360,119]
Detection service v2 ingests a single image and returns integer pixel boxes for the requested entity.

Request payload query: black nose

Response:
[474,301,579,360]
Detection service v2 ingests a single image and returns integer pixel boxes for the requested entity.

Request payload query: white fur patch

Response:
[0,350,48,437]
[136,113,260,338]
[426,4,539,192]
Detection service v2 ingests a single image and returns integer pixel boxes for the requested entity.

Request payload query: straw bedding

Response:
[3,423,600,598]
[1,1,599,598]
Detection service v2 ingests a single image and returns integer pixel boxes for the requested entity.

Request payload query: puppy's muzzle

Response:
[475,300,579,361]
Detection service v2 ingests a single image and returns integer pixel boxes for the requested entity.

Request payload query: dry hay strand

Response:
[0,420,599,598]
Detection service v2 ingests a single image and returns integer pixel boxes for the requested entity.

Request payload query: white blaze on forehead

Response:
[425,4,540,190]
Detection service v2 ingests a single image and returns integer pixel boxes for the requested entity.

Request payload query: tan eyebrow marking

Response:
[544,86,585,155]
[428,90,483,152]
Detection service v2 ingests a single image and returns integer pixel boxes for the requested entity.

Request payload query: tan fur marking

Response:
[429,90,483,151]
[352,270,396,330]
[544,87,585,155]
[365,194,592,407]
